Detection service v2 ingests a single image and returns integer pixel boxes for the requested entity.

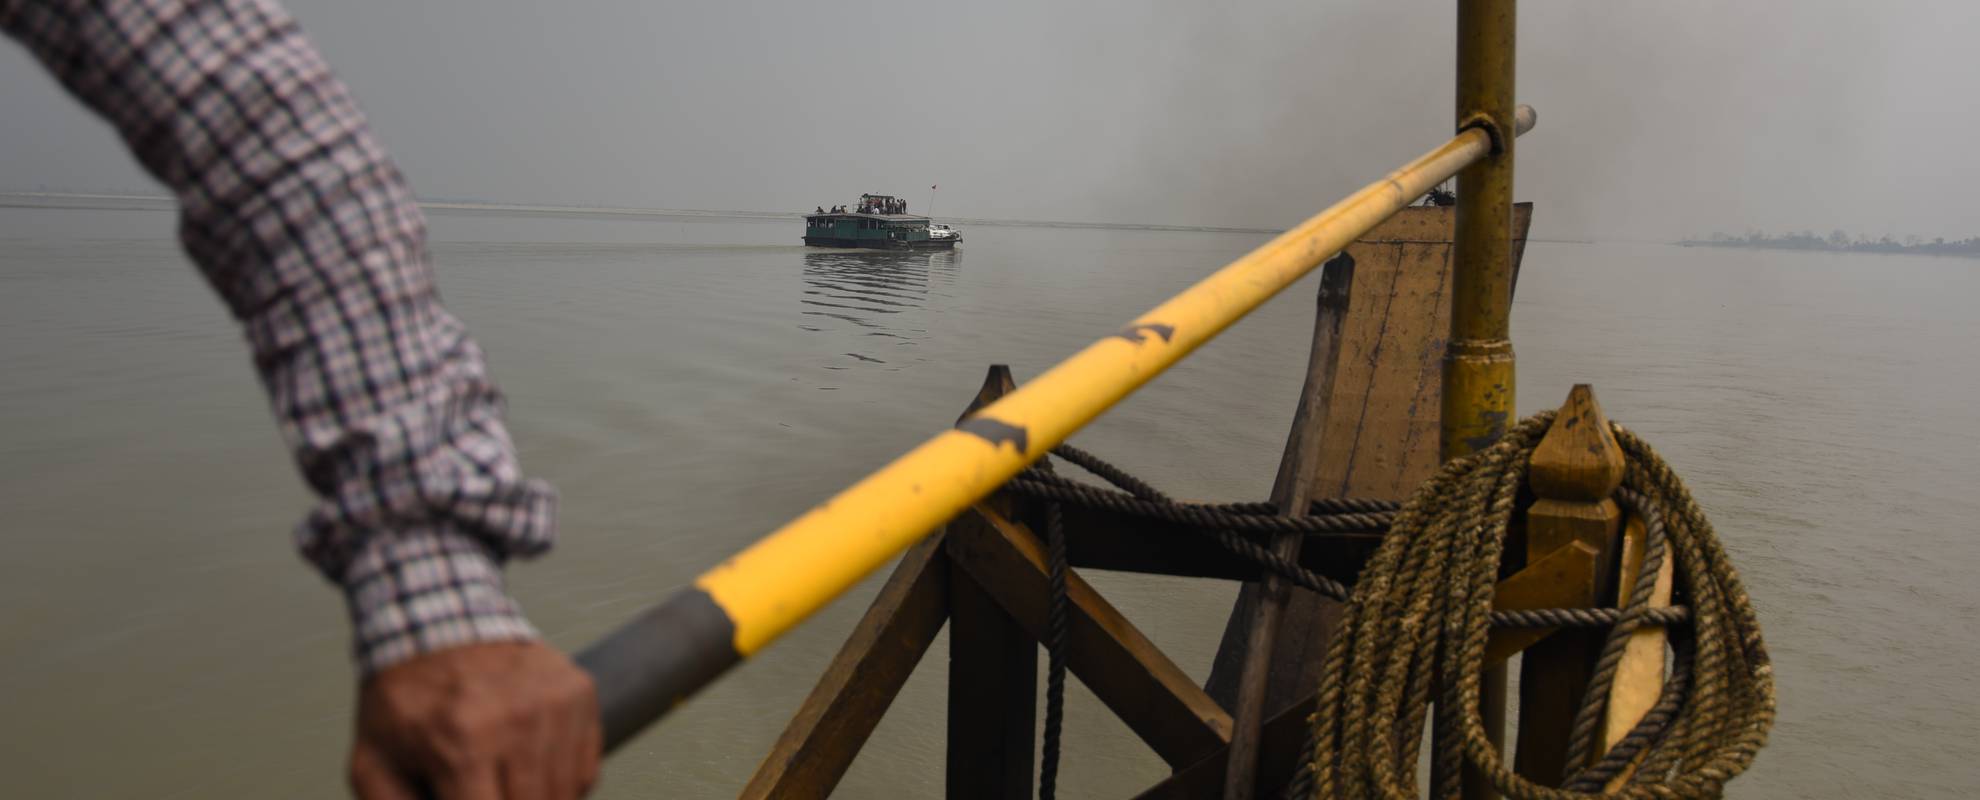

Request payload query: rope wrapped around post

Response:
[1299,413,1775,800]
[1004,445,1694,631]
[1003,414,1768,798]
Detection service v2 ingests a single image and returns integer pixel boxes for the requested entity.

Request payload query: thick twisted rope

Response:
[1010,447,1693,631]
[1008,472,1399,534]
[1560,487,1670,771]
[1303,413,1775,800]
[1039,502,1070,800]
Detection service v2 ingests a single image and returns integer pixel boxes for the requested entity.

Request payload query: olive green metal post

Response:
[1442,0,1518,798]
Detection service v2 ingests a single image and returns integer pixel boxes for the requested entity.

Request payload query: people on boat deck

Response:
[835,197,919,215]
[816,206,824,213]
[3,1,600,797]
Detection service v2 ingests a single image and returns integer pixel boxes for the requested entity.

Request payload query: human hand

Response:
[349,641,601,799]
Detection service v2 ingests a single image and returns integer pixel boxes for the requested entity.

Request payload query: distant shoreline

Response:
[1677,238,1980,261]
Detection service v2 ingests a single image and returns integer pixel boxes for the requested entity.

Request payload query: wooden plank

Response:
[742,533,950,799]
[1059,503,1382,584]
[947,506,1235,768]
[1131,692,1319,799]
[1206,204,1533,714]
[1481,542,1602,665]
[1224,255,1356,798]
[1513,386,1626,786]
[1599,515,1674,780]
[947,530,1037,800]
[1320,204,1531,501]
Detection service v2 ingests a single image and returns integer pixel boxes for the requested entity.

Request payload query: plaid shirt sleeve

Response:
[2,0,559,674]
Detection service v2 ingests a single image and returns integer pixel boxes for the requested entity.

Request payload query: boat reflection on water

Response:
[798,250,959,369]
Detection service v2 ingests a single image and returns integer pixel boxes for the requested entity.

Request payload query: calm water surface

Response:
[1,206,1975,798]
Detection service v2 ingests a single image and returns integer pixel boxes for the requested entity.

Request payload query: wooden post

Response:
[1447,0,1519,794]
[1208,202,1535,725]
[1512,385,1625,785]
[947,366,1036,800]
[947,506,1234,767]
[1224,255,1356,798]
[947,562,1037,800]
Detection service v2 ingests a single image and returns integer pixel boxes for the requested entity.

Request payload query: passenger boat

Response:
[805,193,958,250]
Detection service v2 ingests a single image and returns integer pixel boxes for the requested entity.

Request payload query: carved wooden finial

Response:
[956,364,1017,425]
[1514,384,1630,785]
[1528,384,1625,502]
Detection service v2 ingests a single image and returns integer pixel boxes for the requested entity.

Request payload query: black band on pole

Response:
[577,587,741,752]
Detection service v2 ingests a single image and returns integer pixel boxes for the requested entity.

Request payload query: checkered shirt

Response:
[2,0,557,674]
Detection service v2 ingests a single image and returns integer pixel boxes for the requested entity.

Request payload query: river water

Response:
[1,205,1975,798]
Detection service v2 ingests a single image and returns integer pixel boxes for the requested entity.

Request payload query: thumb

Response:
[349,738,422,800]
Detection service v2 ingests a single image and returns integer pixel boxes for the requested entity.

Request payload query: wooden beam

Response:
[1482,541,1602,665]
[947,551,1037,800]
[1206,204,1534,720]
[742,533,950,799]
[1059,502,1382,585]
[947,506,1236,768]
[1513,385,1626,786]
[1131,693,1318,799]
[1225,254,1356,798]
[1599,514,1673,787]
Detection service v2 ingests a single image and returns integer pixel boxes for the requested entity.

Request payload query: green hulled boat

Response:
[804,193,958,250]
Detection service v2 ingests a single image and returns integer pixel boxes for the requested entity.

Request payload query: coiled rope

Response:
[1301,412,1775,799]
[1008,414,1769,798]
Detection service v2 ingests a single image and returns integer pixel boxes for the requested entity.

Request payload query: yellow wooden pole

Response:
[1444,0,1519,798]
[579,106,1537,750]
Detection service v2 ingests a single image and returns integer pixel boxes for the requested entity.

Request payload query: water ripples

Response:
[799,249,958,368]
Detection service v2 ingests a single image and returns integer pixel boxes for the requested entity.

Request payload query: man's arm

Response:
[2,0,599,795]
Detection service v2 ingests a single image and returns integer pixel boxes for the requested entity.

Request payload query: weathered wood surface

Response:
[1131,691,1318,799]
[748,364,1030,799]
[946,363,1037,800]
[1060,503,1381,584]
[956,364,1019,427]
[1513,385,1626,786]
[947,506,1235,768]
[1224,255,1357,798]
[1599,514,1673,786]
[946,549,1037,800]
[1207,203,1534,716]
[741,533,950,799]
[1483,542,1603,665]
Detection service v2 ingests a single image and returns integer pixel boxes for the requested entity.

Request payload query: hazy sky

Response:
[4,0,1975,241]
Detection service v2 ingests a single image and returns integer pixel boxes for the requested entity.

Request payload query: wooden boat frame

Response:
[739,205,1675,797]
[571,3,1681,796]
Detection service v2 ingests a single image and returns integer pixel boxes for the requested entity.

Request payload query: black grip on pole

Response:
[576,586,741,752]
